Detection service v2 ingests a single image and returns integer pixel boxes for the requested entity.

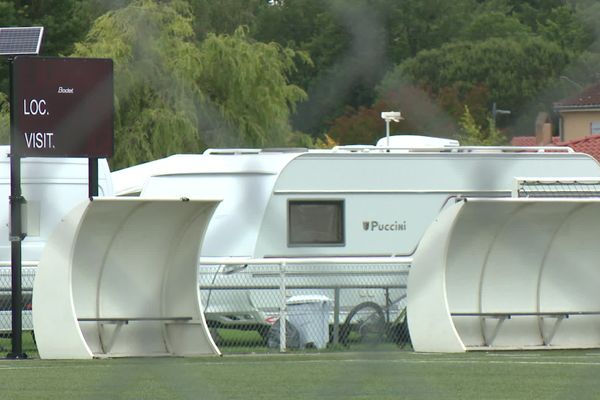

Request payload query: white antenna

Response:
[381,111,403,147]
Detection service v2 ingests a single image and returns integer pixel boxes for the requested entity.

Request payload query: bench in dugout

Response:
[451,311,600,347]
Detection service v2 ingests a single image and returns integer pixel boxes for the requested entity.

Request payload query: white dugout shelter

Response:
[408,198,600,352]
[33,198,221,359]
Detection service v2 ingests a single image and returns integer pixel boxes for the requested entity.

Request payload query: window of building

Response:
[288,200,344,246]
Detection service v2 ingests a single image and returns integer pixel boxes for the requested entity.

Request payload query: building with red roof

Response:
[509,84,600,163]
[554,82,600,141]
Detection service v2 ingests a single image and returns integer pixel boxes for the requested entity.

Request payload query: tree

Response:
[457,105,506,145]
[382,0,478,61]
[394,37,571,127]
[72,0,305,168]
[187,0,263,40]
[460,11,531,42]
[327,100,391,145]
[536,4,594,52]
[254,0,393,136]
[72,0,205,169]
[196,27,307,148]
[252,0,348,90]
[0,92,8,144]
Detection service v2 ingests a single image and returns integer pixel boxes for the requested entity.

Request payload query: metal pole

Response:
[8,57,26,359]
[88,157,98,198]
[385,120,390,147]
[279,262,286,352]
[333,287,340,345]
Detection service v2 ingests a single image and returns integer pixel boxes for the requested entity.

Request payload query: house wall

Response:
[560,110,600,141]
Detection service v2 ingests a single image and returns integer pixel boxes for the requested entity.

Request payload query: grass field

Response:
[1,347,600,399]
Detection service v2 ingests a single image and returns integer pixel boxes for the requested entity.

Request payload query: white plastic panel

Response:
[407,201,465,353]
[33,197,221,359]
[409,198,600,352]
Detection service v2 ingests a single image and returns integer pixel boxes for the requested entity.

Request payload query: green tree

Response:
[393,37,570,126]
[72,0,305,168]
[72,0,208,169]
[457,105,506,146]
[0,92,8,144]
[537,4,594,52]
[252,0,348,90]
[327,100,391,145]
[382,0,478,61]
[254,0,393,136]
[187,0,263,40]
[460,11,531,42]
[196,27,307,148]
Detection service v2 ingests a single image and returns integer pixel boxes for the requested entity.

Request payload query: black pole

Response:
[7,58,26,359]
[88,157,98,198]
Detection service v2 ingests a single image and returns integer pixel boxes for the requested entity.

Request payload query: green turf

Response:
[1,350,600,399]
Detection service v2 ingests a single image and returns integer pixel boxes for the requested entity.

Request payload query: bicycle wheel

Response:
[339,302,386,346]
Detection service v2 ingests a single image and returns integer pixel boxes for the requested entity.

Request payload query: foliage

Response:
[457,105,506,146]
[0,92,8,144]
[71,1,305,168]
[188,0,263,40]
[252,0,348,90]
[536,4,594,52]
[382,0,479,61]
[72,0,206,169]
[22,0,95,56]
[196,27,307,148]
[395,37,571,127]
[327,101,390,145]
[326,99,444,145]
[460,11,531,42]
[1,0,599,152]
[254,0,387,136]
[312,133,338,149]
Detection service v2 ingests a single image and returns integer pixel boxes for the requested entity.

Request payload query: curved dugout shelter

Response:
[408,198,600,352]
[33,198,221,359]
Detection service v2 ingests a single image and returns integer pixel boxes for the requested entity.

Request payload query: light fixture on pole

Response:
[492,102,510,125]
[381,111,403,147]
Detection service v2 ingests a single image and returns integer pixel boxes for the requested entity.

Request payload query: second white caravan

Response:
[111,136,600,342]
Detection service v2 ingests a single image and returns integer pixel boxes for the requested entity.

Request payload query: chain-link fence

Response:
[0,259,412,354]
[199,258,411,353]
[0,264,36,336]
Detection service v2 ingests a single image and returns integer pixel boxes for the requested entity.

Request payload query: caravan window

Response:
[288,200,344,246]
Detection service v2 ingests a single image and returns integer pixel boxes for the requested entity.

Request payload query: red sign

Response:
[11,56,114,157]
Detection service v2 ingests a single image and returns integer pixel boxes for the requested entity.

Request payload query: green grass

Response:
[1,349,600,399]
[0,332,37,357]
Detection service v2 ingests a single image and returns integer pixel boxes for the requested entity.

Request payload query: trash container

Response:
[286,295,332,349]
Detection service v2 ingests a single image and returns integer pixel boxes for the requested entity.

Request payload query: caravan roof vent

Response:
[376,135,459,148]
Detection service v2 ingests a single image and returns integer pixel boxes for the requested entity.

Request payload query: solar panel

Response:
[0,27,44,56]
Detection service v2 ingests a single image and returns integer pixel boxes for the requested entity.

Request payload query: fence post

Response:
[333,287,340,345]
[279,261,286,352]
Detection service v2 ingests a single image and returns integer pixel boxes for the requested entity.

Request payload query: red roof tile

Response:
[554,83,600,110]
[558,135,600,163]
[510,135,600,163]
[511,137,537,146]
[510,136,562,146]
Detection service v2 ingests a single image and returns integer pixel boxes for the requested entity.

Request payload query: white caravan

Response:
[111,136,600,339]
[0,147,113,333]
